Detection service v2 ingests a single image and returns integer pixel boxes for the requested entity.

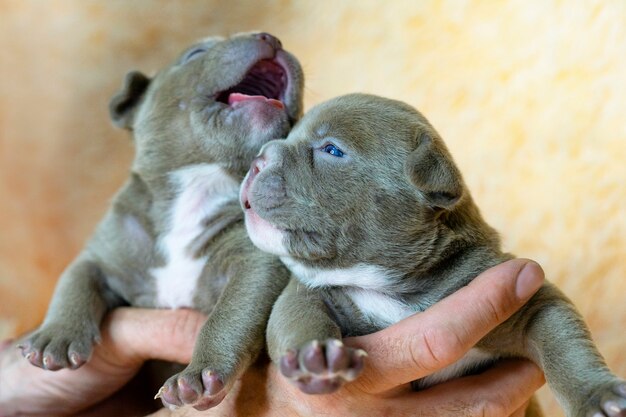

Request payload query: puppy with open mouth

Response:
[18,32,303,410]
[241,93,626,417]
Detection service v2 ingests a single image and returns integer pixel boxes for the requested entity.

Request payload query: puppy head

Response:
[240,93,467,273]
[109,32,304,178]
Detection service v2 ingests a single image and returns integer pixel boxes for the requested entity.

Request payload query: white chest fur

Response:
[345,288,416,327]
[152,164,239,309]
[280,259,399,291]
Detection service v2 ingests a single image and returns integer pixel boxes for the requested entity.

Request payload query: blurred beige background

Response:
[1,1,624,415]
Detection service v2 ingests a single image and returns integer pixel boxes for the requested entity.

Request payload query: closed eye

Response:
[181,47,207,64]
[320,143,345,158]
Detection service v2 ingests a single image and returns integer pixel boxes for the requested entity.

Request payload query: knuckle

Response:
[477,278,516,326]
[408,327,465,372]
[481,294,505,324]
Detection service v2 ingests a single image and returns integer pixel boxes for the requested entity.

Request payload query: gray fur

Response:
[20,32,304,410]
[242,94,626,417]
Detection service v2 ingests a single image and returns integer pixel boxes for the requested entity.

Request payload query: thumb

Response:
[100,307,207,366]
[345,259,544,394]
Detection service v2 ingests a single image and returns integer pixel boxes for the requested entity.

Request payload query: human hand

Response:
[0,308,206,417]
[147,258,546,417]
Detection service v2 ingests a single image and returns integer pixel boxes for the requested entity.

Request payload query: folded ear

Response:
[405,131,464,210]
[109,71,151,130]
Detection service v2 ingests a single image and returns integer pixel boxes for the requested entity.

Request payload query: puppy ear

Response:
[109,71,151,130]
[405,131,464,210]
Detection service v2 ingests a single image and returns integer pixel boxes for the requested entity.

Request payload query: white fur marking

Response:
[152,164,239,308]
[240,168,290,256]
[346,288,416,327]
[280,260,397,290]
[244,210,289,256]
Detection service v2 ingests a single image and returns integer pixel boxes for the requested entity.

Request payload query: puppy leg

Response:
[483,283,625,417]
[267,278,366,394]
[157,257,289,410]
[19,256,117,370]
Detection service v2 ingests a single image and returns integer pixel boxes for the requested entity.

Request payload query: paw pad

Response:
[280,338,366,394]
[157,368,227,411]
[18,325,96,371]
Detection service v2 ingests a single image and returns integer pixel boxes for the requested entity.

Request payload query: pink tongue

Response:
[228,93,284,109]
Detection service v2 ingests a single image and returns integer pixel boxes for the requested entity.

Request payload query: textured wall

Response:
[1,1,625,415]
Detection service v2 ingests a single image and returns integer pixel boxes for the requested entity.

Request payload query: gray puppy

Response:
[240,94,626,417]
[19,32,303,410]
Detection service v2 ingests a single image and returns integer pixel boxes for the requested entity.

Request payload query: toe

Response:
[280,349,301,378]
[602,394,626,417]
[201,370,225,396]
[326,339,350,372]
[177,376,201,404]
[25,349,44,368]
[159,380,183,408]
[301,340,327,374]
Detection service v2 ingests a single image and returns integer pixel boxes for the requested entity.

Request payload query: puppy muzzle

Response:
[241,142,287,213]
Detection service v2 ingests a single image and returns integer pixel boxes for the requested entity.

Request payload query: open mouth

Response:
[215,59,286,110]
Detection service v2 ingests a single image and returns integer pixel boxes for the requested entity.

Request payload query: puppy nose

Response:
[254,32,282,50]
[250,155,267,177]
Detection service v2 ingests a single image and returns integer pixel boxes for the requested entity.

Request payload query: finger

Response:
[346,259,544,393]
[100,307,207,365]
[509,400,531,417]
[391,359,545,417]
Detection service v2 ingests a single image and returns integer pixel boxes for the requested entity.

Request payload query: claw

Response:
[154,386,165,400]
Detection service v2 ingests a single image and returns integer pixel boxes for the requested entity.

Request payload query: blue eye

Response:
[321,143,345,158]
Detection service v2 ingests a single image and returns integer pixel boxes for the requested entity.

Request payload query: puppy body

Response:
[241,94,625,417]
[21,32,304,409]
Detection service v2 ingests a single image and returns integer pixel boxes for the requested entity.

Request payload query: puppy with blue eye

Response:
[240,93,626,417]
[18,32,304,410]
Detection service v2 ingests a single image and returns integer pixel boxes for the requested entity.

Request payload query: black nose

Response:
[254,32,282,50]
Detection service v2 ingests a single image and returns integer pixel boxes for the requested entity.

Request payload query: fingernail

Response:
[515,261,544,300]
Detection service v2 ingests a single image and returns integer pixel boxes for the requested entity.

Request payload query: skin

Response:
[0,259,544,417]
[242,94,626,417]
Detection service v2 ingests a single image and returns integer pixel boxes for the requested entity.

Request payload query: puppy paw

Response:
[18,323,99,370]
[581,380,626,417]
[280,338,366,394]
[156,368,227,411]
